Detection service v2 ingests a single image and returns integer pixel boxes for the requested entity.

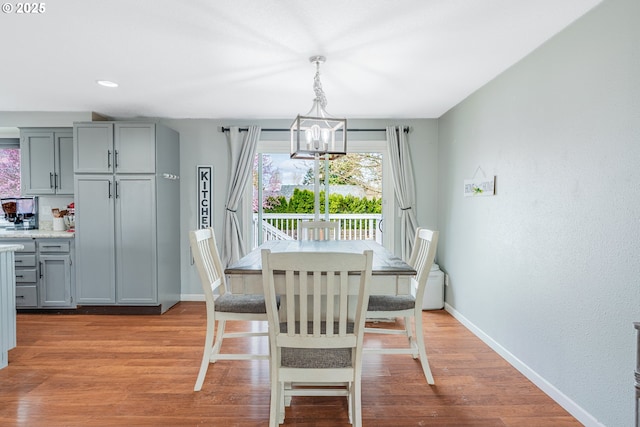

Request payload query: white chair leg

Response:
[353,379,362,427]
[278,382,286,424]
[268,377,280,427]
[194,314,216,391]
[284,382,292,406]
[209,319,226,362]
[405,316,419,359]
[347,382,353,424]
[404,315,413,339]
[414,310,434,385]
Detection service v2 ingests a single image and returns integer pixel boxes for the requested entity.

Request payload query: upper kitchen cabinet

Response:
[20,128,74,195]
[74,122,156,174]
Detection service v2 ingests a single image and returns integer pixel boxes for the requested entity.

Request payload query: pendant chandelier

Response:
[290,55,347,160]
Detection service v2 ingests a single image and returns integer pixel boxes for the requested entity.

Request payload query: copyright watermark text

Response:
[2,3,46,13]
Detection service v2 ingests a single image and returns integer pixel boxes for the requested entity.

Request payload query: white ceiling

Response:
[0,0,601,120]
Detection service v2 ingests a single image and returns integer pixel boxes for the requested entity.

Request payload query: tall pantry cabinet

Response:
[73,122,180,313]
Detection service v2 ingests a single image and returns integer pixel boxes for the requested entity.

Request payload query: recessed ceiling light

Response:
[96,80,119,88]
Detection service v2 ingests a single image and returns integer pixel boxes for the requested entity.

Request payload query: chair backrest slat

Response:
[408,228,439,302]
[312,271,320,336]
[286,269,297,336]
[190,228,227,298]
[339,271,349,336]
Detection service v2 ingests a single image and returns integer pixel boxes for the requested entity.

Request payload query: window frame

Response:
[242,139,395,252]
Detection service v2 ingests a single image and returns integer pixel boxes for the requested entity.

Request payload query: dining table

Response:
[225,239,416,296]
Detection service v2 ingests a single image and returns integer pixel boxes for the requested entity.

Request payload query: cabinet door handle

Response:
[16,274,23,278]
[108,181,112,198]
[50,172,54,189]
[39,261,43,278]
[108,150,112,168]
[15,259,22,263]
[16,295,25,299]
[42,245,62,249]
[115,150,119,169]
[115,181,120,199]
[54,173,59,189]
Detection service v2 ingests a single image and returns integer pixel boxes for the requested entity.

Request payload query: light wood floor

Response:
[0,302,581,426]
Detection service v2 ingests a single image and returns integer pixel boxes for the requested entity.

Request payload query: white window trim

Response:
[242,139,395,252]
[0,139,20,148]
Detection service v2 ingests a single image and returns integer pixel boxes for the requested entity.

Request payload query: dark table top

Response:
[225,240,416,276]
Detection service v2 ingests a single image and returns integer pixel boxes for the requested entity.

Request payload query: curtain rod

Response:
[219,126,409,133]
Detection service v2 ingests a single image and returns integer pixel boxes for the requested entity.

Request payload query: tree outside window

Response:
[0,147,20,198]
[254,153,381,215]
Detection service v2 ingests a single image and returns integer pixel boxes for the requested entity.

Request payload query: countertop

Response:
[0,230,75,239]
[0,244,25,253]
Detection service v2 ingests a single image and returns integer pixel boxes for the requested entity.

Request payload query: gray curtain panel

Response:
[222,126,261,267]
[386,125,418,260]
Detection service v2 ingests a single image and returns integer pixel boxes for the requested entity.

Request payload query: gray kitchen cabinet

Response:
[114,123,156,173]
[74,122,155,174]
[38,240,73,308]
[74,175,157,305]
[0,238,75,309]
[20,128,74,195]
[74,122,180,313]
[12,240,38,308]
[74,176,116,304]
[73,122,113,173]
[115,176,157,304]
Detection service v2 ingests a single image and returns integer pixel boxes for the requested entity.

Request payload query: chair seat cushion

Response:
[367,294,416,311]
[215,294,279,313]
[280,321,354,369]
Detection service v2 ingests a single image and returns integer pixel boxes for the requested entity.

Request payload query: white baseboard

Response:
[444,303,605,427]
[180,294,205,302]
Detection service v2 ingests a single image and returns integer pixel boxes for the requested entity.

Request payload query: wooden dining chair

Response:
[364,227,439,384]
[261,249,373,427]
[298,220,340,241]
[189,227,274,391]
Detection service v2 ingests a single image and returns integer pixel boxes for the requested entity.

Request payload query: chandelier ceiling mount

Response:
[290,55,347,160]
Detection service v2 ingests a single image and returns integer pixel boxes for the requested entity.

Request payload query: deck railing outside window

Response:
[252,213,383,248]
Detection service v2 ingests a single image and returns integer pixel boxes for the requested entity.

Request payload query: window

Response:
[0,138,21,227]
[244,139,394,250]
[0,139,20,198]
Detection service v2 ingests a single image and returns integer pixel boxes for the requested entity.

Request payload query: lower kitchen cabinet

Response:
[39,240,73,307]
[0,238,75,309]
[13,240,37,307]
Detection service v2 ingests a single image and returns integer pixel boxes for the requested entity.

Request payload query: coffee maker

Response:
[1,197,39,229]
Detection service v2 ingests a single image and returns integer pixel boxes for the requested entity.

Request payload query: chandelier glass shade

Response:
[290,56,347,160]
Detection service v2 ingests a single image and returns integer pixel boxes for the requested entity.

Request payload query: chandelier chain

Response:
[313,62,328,110]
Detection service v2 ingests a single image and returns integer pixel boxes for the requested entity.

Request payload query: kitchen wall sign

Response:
[197,165,213,228]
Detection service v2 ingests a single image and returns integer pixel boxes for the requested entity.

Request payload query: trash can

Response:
[422,264,445,310]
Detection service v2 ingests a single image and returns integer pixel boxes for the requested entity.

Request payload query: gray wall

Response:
[437,0,639,425]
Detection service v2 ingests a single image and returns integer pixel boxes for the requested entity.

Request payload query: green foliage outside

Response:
[264,188,381,215]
